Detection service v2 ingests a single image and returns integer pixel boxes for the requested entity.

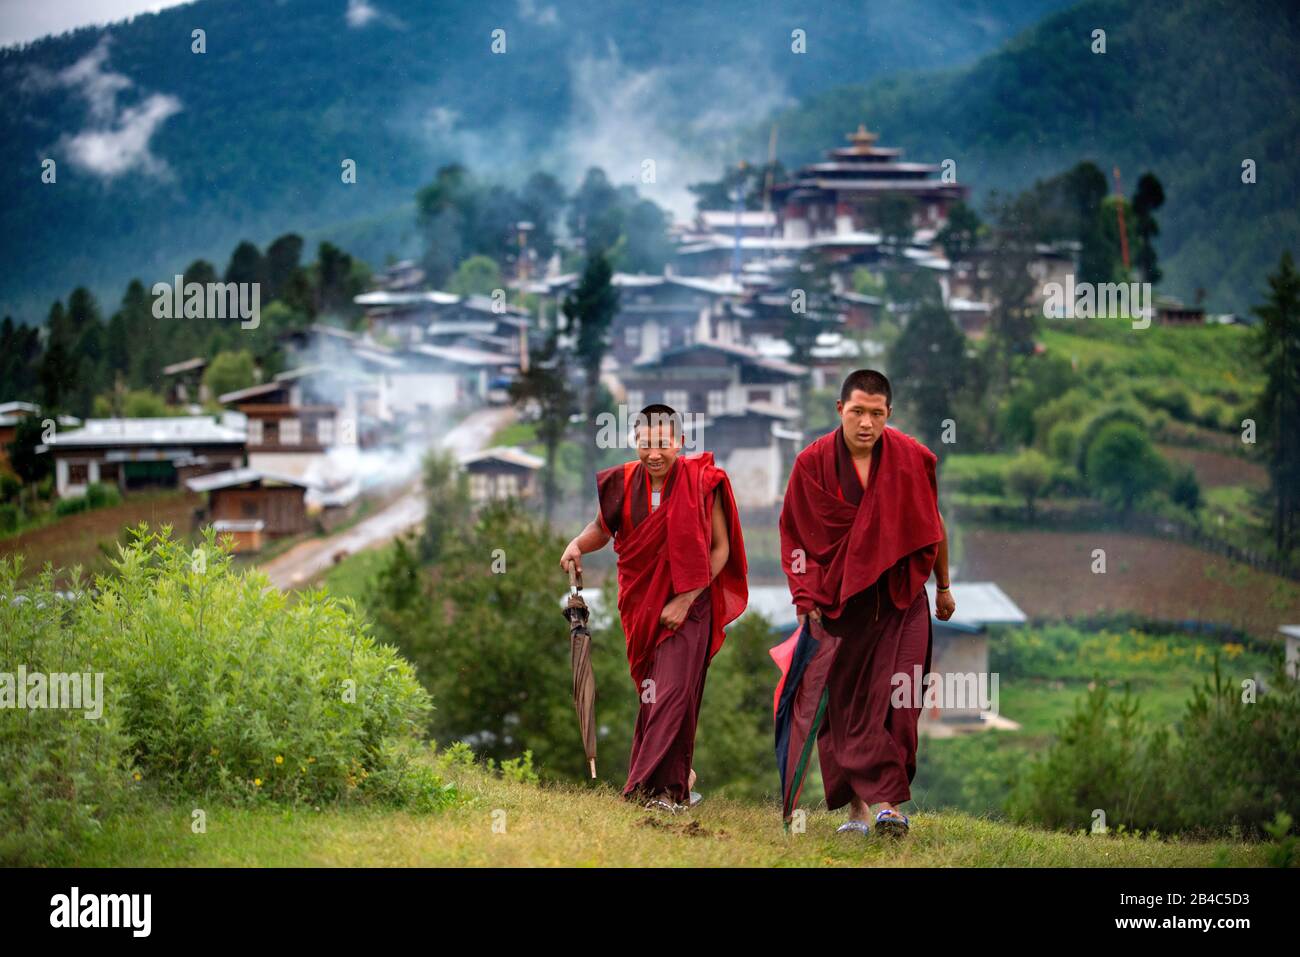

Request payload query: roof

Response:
[0,401,40,417]
[406,343,515,368]
[161,357,208,376]
[459,446,545,470]
[634,339,807,377]
[354,290,460,308]
[41,417,246,449]
[698,210,777,230]
[185,468,318,493]
[740,582,1027,631]
[1280,625,1300,640]
[218,381,288,405]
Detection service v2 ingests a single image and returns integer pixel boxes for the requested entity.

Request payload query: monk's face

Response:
[635,424,681,480]
[837,388,890,454]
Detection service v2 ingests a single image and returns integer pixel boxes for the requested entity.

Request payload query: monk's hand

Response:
[659,593,694,632]
[935,589,956,621]
[804,606,822,622]
[559,541,582,577]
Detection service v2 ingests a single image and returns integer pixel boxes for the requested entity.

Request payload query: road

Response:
[260,405,516,590]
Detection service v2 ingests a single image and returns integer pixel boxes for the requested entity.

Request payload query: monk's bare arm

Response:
[559,515,611,576]
[934,512,956,620]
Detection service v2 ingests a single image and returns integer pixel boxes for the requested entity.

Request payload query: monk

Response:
[560,404,748,810]
[773,369,955,837]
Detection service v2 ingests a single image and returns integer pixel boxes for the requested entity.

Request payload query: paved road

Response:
[261,406,516,590]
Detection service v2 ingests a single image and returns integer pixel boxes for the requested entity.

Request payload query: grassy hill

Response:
[76,752,1276,866]
[0,0,1069,322]
[771,0,1300,313]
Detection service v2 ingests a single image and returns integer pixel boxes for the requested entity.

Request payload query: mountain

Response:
[0,0,1071,323]
[767,0,1300,312]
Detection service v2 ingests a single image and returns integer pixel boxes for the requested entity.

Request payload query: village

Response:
[3,123,1271,742]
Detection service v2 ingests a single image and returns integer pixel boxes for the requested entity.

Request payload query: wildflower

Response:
[254,778,263,787]
[275,755,284,765]
[133,771,142,782]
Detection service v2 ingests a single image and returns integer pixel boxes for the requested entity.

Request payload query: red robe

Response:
[771,424,943,818]
[596,452,748,687]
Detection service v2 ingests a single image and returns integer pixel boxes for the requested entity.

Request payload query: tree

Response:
[936,201,982,269]
[508,332,576,523]
[418,447,471,564]
[6,413,51,486]
[224,240,266,288]
[888,300,968,449]
[264,234,304,302]
[1250,250,1300,555]
[1084,421,1169,513]
[1131,173,1165,285]
[563,253,619,482]
[448,255,503,297]
[202,351,257,401]
[1006,449,1053,521]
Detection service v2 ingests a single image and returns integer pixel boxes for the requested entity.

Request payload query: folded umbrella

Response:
[563,566,597,779]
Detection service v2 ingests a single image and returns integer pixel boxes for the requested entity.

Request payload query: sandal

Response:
[874,807,910,837]
[644,797,683,813]
[836,819,871,836]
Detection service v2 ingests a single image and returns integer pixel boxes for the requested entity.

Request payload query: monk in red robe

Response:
[775,369,955,836]
[560,404,747,809]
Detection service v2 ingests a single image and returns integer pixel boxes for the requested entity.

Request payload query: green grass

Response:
[73,756,1275,867]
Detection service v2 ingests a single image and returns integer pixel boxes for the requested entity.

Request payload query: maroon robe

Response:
[595,452,748,802]
[775,425,942,813]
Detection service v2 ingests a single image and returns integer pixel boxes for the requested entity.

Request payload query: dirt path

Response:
[260,406,515,590]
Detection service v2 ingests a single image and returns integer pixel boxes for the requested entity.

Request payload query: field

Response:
[961,528,1300,641]
[0,490,198,582]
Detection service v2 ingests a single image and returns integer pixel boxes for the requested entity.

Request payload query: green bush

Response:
[84,481,121,509]
[54,495,89,517]
[0,563,133,866]
[80,526,436,804]
[0,526,453,864]
[0,473,20,503]
[941,454,1010,496]
[0,503,17,533]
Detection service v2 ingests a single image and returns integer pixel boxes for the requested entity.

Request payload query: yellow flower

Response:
[210,747,219,756]
[275,755,284,765]
[307,756,316,763]
[254,778,263,787]
[133,771,142,781]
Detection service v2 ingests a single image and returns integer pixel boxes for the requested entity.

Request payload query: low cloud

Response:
[29,36,180,179]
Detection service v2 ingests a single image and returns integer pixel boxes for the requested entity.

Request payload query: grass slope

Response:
[78,757,1273,867]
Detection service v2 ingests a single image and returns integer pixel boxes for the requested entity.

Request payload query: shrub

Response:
[84,481,121,510]
[0,563,133,865]
[79,526,435,804]
[1083,421,1170,512]
[0,503,17,533]
[1005,449,1053,520]
[0,473,21,503]
[54,495,89,517]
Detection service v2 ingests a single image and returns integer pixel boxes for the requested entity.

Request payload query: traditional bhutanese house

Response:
[618,340,806,423]
[39,416,246,498]
[459,446,544,503]
[697,402,803,509]
[218,377,339,481]
[948,298,994,339]
[946,241,1079,313]
[1280,625,1300,680]
[1155,296,1206,325]
[772,124,968,242]
[276,323,362,368]
[740,581,1026,734]
[185,467,317,552]
[353,290,461,344]
[160,357,210,406]
[390,343,516,414]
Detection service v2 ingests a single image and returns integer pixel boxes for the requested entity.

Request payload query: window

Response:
[280,419,301,446]
[626,390,643,410]
[497,474,519,498]
[665,389,689,410]
[470,473,489,500]
[247,419,263,445]
[68,462,89,484]
[241,500,259,518]
[707,390,724,415]
[317,418,335,446]
[625,325,640,347]
[749,389,772,404]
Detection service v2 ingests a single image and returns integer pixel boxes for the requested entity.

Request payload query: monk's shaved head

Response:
[839,369,891,408]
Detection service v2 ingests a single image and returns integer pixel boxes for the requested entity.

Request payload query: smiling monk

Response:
[560,404,747,810]
[774,369,955,837]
